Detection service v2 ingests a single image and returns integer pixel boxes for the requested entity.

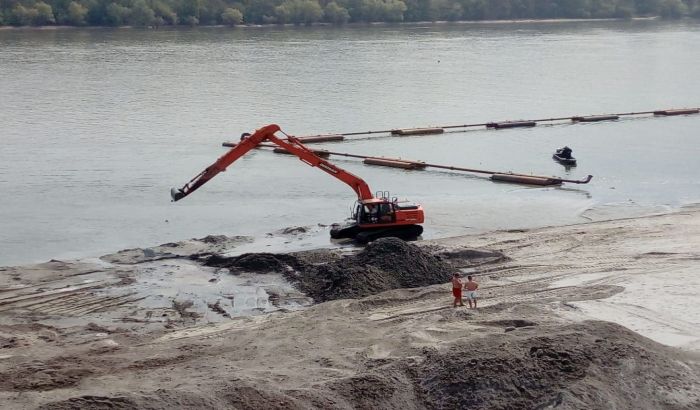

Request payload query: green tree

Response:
[197,0,227,24]
[2,0,693,27]
[324,1,350,22]
[240,0,279,24]
[178,0,203,22]
[9,4,31,25]
[557,0,591,18]
[129,0,155,25]
[275,0,323,24]
[182,14,199,24]
[461,0,487,20]
[428,0,462,20]
[484,0,513,19]
[357,0,383,21]
[659,0,686,16]
[221,6,243,24]
[384,0,407,20]
[105,2,130,25]
[82,0,107,25]
[67,1,88,24]
[34,1,56,24]
[151,0,177,24]
[692,2,700,16]
[613,5,634,17]
[634,0,662,14]
[587,0,615,17]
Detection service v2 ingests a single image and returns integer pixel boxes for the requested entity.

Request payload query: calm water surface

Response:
[1,21,699,266]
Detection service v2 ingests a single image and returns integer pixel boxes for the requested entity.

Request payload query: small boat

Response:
[553,146,576,166]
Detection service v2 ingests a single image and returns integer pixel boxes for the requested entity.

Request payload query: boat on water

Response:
[553,146,576,166]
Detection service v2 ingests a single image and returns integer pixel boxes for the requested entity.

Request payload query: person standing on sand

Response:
[464,275,479,309]
[452,273,464,307]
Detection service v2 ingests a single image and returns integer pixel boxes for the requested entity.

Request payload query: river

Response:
[1,20,699,266]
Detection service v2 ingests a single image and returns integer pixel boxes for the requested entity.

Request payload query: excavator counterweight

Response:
[171,124,424,243]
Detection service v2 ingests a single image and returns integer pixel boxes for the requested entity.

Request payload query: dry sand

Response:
[1,207,699,409]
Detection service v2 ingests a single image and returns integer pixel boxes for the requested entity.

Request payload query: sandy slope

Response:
[0,208,699,409]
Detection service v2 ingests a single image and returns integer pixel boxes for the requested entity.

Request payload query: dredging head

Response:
[170,187,186,202]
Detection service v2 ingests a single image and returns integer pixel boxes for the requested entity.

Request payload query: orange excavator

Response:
[171,124,424,243]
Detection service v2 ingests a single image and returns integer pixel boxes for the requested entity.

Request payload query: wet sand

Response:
[1,207,699,409]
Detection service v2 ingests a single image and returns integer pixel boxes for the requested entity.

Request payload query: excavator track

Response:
[332,224,423,244]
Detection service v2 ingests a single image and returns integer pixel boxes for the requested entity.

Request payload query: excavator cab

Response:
[354,191,401,224]
[356,200,396,224]
[332,194,423,243]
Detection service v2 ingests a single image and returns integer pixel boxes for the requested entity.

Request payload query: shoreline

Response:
[0,16,663,32]
[0,200,687,269]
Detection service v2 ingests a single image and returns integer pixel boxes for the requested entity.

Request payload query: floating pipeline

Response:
[486,121,537,129]
[273,147,331,158]
[296,134,345,143]
[571,115,620,122]
[266,144,592,186]
[653,109,700,116]
[221,139,593,186]
[362,157,427,170]
[234,107,697,142]
[390,127,445,136]
[490,173,561,186]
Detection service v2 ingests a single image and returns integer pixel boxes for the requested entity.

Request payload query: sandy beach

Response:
[1,207,699,409]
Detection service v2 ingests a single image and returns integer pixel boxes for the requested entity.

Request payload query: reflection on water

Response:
[1,20,699,265]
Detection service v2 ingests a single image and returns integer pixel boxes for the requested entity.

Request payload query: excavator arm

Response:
[171,124,374,202]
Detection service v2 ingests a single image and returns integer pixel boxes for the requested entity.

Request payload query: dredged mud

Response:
[198,238,466,302]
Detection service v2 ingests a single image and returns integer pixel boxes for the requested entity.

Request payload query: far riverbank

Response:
[0,16,664,31]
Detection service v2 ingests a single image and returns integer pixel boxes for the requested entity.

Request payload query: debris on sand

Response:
[279,226,309,235]
[101,235,252,264]
[0,336,19,349]
[434,248,509,267]
[0,357,93,392]
[477,319,538,329]
[203,252,302,274]
[207,300,231,318]
[172,300,200,322]
[198,235,230,244]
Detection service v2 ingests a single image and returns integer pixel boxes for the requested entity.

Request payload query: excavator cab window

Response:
[358,202,395,224]
[362,204,379,223]
[378,203,395,223]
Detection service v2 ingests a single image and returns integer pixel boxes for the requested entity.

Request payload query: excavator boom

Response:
[171,124,373,202]
[171,124,424,243]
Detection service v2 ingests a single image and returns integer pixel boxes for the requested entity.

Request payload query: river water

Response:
[1,20,699,266]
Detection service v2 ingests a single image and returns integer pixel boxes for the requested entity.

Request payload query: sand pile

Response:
[326,321,700,410]
[35,322,700,410]
[199,238,455,302]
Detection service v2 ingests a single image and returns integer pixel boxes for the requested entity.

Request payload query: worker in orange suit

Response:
[451,273,464,307]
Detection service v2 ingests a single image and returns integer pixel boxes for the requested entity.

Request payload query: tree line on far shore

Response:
[1,0,698,27]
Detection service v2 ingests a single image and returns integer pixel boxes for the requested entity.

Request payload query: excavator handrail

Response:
[171,124,374,202]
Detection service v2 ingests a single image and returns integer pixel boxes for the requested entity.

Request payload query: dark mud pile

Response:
[326,321,700,410]
[199,238,456,302]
